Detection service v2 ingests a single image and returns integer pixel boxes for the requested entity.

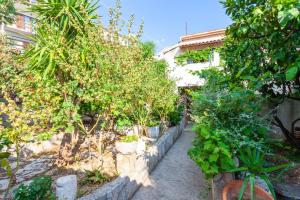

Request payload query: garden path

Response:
[131,125,210,200]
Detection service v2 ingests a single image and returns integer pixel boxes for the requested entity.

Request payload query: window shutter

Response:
[16,15,25,29]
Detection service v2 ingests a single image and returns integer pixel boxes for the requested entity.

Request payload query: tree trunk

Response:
[56,129,86,166]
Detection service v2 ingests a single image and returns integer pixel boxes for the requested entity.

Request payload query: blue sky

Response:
[98,0,232,52]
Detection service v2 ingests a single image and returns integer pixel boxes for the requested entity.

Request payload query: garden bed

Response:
[0,118,186,199]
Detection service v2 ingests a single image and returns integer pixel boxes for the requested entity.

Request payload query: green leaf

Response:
[65,125,75,133]
[260,175,277,200]
[238,176,249,200]
[209,154,219,162]
[286,66,298,81]
[249,175,255,200]
[253,8,263,16]
[0,152,10,159]
[289,8,300,18]
[262,163,291,173]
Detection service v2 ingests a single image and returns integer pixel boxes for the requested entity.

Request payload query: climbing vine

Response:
[175,48,212,65]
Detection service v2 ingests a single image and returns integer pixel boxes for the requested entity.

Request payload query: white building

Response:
[0,0,35,48]
[158,29,225,87]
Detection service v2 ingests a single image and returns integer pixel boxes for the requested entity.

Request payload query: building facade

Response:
[0,0,35,49]
[158,29,225,87]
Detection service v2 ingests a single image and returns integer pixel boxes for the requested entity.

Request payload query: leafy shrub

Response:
[188,125,235,178]
[221,0,300,97]
[229,148,292,200]
[116,118,133,130]
[168,103,184,126]
[0,136,12,177]
[189,68,270,179]
[13,0,178,164]
[191,68,269,152]
[175,49,212,65]
[13,176,55,200]
[120,135,138,143]
[80,170,110,185]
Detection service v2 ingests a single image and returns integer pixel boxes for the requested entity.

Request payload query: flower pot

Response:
[115,141,138,155]
[222,180,274,200]
[133,125,143,135]
[147,126,160,138]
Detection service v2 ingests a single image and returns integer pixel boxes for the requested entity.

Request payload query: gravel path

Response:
[131,125,210,200]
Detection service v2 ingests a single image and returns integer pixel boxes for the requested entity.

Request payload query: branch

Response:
[87,114,102,135]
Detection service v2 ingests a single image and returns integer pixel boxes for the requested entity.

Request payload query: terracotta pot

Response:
[222,180,274,200]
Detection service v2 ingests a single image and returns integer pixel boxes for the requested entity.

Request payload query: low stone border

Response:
[79,118,186,200]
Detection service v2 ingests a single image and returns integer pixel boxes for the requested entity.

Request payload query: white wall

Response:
[160,47,220,87]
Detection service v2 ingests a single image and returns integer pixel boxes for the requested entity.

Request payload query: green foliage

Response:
[175,48,212,65]
[116,118,133,130]
[0,36,22,92]
[188,125,235,179]
[141,41,156,59]
[168,103,184,126]
[191,68,269,151]
[13,176,55,200]
[0,135,12,177]
[0,0,15,24]
[20,0,178,139]
[229,148,292,200]
[189,68,270,179]
[0,0,177,169]
[120,135,138,143]
[81,170,110,185]
[221,0,300,97]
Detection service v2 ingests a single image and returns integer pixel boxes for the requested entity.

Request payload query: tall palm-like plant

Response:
[25,0,98,78]
[229,148,293,200]
[0,0,15,25]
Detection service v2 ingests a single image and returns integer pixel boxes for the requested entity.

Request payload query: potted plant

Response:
[224,147,292,200]
[222,180,274,200]
[115,135,139,155]
[115,118,135,136]
[146,120,161,139]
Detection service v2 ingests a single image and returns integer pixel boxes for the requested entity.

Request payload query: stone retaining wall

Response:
[79,118,186,200]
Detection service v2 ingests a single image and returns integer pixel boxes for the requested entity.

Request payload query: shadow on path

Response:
[131,125,210,200]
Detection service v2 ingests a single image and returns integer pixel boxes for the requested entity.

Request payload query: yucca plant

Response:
[229,147,293,200]
[24,0,98,78]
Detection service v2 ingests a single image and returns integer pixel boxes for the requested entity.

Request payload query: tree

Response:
[20,0,177,165]
[221,0,300,148]
[221,0,300,98]
[0,0,15,25]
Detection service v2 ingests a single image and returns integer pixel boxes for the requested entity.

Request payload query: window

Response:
[16,15,25,29]
[25,16,32,31]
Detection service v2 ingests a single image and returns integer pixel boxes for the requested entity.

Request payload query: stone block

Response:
[79,177,127,200]
[0,179,9,192]
[116,153,137,175]
[16,157,54,183]
[135,155,148,173]
[164,133,173,152]
[146,147,159,171]
[107,179,126,200]
[56,175,77,200]
[136,139,146,155]
[125,170,149,199]
[156,139,165,161]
